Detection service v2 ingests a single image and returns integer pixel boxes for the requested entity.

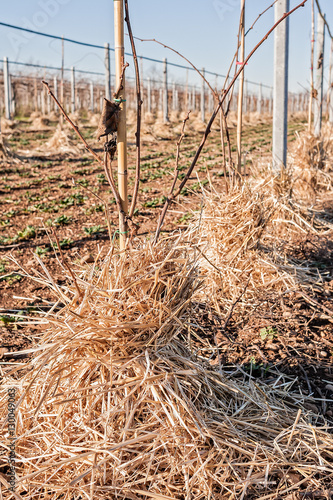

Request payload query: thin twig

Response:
[153,0,308,242]
[42,80,125,221]
[124,0,142,219]
[51,228,81,299]
[73,179,113,243]
[245,0,278,36]
[154,112,190,242]
[113,62,129,100]
[133,36,217,100]
[219,109,228,191]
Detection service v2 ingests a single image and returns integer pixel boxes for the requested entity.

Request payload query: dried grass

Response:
[29,116,50,131]
[0,119,17,133]
[290,123,333,196]
[0,135,19,163]
[37,125,81,155]
[1,118,333,499]
[194,163,332,321]
[1,237,333,499]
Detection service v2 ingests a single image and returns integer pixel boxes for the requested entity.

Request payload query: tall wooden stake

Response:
[272,0,290,170]
[114,0,128,250]
[313,11,325,137]
[236,0,245,174]
[104,42,111,100]
[3,57,11,120]
[308,0,315,131]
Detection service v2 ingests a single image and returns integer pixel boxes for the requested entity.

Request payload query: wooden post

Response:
[272,0,290,170]
[185,69,188,111]
[140,57,143,89]
[71,67,75,113]
[90,81,94,112]
[258,83,262,114]
[329,39,333,125]
[237,0,245,174]
[147,77,151,113]
[105,42,111,100]
[313,12,325,137]
[201,67,205,122]
[308,0,315,131]
[9,76,15,117]
[192,86,196,110]
[47,91,51,114]
[163,58,169,123]
[3,57,11,120]
[114,0,128,250]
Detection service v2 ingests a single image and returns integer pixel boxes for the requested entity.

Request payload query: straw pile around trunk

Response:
[193,172,331,321]
[289,123,333,197]
[1,237,333,499]
[29,116,51,131]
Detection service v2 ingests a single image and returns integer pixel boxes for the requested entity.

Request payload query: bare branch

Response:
[153,0,308,242]
[124,0,142,219]
[154,112,190,242]
[42,80,125,222]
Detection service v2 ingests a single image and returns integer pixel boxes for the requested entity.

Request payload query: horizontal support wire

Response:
[0,21,273,89]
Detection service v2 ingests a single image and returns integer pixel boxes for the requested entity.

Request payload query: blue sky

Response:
[0,0,333,96]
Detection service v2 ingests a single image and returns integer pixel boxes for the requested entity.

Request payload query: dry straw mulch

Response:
[1,235,333,499]
[1,126,333,499]
[37,124,81,155]
[194,176,331,321]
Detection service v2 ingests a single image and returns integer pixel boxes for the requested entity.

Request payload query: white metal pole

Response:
[201,67,205,122]
[272,0,290,170]
[3,57,11,120]
[147,77,151,113]
[90,81,94,112]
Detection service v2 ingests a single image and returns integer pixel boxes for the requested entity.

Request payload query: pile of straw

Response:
[290,124,333,196]
[194,161,332,322]
[0,118,17,133]
[38,124,81,155]
[1,239,333,499]
[29,115,50,131]
[0,135,18,162]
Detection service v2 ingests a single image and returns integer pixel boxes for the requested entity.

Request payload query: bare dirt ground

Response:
[1,110,333,431]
